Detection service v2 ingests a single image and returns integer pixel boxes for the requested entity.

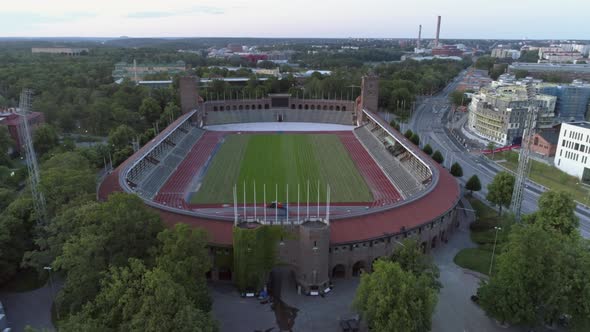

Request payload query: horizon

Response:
[1,0,588,40]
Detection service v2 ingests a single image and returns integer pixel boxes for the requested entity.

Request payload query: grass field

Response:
[490,150,590,205]
[190,134,373,204]
[453,198,508,276]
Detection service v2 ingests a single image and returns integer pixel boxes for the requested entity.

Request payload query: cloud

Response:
[127,6,224,19]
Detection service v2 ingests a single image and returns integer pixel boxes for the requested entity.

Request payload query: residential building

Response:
[491,47,521,59]
[467,85,556,145]
[508,63,590,81]
[31,47,89,55]
[554,122,590,183]
[0,109,45,153]
[525,126,560,157]
[112,61,187,82]
[431,45,463,57]
[539,81,590,121]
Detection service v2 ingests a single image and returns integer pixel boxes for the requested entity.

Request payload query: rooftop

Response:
[565,121,590,130]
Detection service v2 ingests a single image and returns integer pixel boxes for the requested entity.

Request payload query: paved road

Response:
[0,280,60,332]
[408,70,590,238]
[432,199,523,332]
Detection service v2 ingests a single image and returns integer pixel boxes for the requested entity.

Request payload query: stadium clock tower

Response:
[358,75,379,124]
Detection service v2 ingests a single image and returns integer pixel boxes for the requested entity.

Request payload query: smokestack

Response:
[435,16,441,48]
[417,25,422,49]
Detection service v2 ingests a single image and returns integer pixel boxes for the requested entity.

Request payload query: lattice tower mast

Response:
[17,89,47,226]
[510,83,538,220]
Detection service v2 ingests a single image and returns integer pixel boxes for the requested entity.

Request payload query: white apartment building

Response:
[554,122,590,182]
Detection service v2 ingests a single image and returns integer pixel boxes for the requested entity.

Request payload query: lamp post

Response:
[488,226,502,276]
[44,266,59,319]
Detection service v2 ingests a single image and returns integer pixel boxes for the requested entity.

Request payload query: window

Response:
[558,158,561,166]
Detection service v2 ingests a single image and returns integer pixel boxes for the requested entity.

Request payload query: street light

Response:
[44,266,59,319]
[488,226,502,276]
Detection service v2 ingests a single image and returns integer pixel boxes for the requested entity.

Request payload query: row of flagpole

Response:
[232,181,331,226]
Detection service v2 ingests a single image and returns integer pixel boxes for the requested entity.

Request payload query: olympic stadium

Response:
[98,75,461,293]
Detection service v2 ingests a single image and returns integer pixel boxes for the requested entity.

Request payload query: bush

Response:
[410,133,420,145]
[404,129,413,139]
[422,144,433,155]
[432,150,444,164]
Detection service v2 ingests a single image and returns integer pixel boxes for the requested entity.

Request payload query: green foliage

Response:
[233,225,287,292]
[0,212,34,284]
[404,129,413,139]
[475,56,495,71]
[0,126,14,165]
[156,224,212,312]
[390,239,441,290]
[53,193,164,315]
[33,124,59,156]
[529,190,578,237]
[431,150,444,164]
[519,50,539,63]
[465,175,482,194]
[410,133,420,145]
[422,144,433,156]
[486,172,515,215]
[449,90,470,107]
[139,97,162,124]
[478,225,590,327]
[353,260,437,332]
[59,259,217,332]
[39,152,96,217]
[450,162,463,177]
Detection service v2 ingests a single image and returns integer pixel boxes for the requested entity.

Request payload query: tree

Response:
[487,141,496,158]
[478,225,590,327]
[0,126,14,165]
[449,90,469,107]
[139,97,162,124]
[422,144,433,156]
[486,172,515,216]
[410,133,420,145]
[59,259,217,332]
[432,150,444,164]
[108,125,135,152]
[404,129,413,139]
[33,124,59,156]
[465,175,482,195]
[450,162,463,177]
[54,193,164,315]
[353,260,437,332]
[39,152,96,217]
[159,102,181,125]
[390,239,440,290]
[156,224,212,312]
[529,191,578,237]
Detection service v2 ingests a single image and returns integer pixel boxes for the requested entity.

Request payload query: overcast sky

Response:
[1,0,587,40]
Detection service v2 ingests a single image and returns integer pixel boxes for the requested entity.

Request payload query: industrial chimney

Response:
[417,25,422,49]
[435,16,441,48]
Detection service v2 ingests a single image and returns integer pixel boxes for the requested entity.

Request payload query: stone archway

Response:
[352,261,366,277]
[431,236,438,249]
[218,267,232,281]
[332,264,346,279]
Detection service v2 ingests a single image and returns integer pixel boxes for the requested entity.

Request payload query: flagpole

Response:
[317,180,320,218]
[254,180,257,220]
[297,183,300,223]
[264,183,267,224]
[275,184,278,225]
[286,184,289,225]
[306,179,310,219]
[243,180,246,220]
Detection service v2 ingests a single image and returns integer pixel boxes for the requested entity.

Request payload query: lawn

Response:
[190,134,373,204]
[489,150,590,205]
[453,197,507,276]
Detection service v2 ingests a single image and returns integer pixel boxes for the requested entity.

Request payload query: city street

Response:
[409,70,590,238]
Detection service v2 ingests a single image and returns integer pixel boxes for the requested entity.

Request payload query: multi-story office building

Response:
[539,81,590,122]
[467,85,556,145]
[554,122,590,183]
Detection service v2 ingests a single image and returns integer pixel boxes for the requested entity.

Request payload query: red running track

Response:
[154,131,225,209]
[336,131,402,207]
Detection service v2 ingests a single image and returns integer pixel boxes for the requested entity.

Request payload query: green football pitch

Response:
[190,134,373,204]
